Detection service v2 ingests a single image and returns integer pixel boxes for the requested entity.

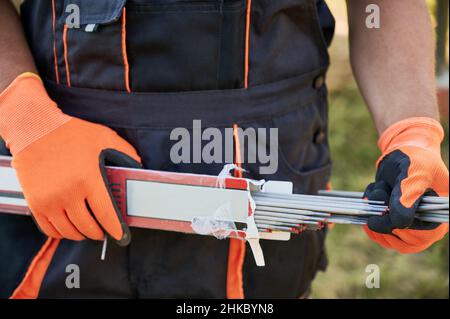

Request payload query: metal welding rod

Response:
[253,194,387,209]
[256,205,331,217]
[319,190,449,206]
[317,190,365,198]
[254,215,320,225]
[255,210,329,222]
[420,197,449,204]
[256,224,297,233]
[254,199,384,216]
[255,219,300,227]
[255,192,385,205]
[253,194,387,212]
[417,204,449,211]
[255,209,369,225]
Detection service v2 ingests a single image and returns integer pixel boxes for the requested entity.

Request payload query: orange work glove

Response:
[363,117,449,253]
[0,73,141,245]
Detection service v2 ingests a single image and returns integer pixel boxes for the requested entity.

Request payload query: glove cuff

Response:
[0,73,70,155]
[378,117,444,155]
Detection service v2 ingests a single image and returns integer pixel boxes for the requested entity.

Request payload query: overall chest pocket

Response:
[58,0,128,90]
[58,0,247,92]
[126,0,247,92]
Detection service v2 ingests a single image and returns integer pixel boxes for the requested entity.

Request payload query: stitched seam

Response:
[122,8,131,93]
[244,0,251,89]
[63,25,71,87]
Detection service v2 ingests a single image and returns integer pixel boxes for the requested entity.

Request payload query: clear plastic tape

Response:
[191,203,237,240]
[191,164,242,239]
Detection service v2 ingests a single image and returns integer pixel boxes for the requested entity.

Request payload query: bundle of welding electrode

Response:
[251,190,449,233]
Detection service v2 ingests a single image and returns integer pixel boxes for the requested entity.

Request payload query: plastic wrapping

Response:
[190,164,244,239]
[191,203,236,240]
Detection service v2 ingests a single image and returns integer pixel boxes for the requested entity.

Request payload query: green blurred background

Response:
[311,1,449,298]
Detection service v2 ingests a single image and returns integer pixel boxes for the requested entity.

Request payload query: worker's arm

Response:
[0,0,36,90]
[347,0,439,134]
[0,1,141,244]
[347,0,448,253]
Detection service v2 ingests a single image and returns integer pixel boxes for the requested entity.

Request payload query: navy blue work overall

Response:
[0,0,335,298]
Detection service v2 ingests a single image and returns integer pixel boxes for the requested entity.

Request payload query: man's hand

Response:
[346,1,448,252]
[0,74,141,245]
[363,118,448,253]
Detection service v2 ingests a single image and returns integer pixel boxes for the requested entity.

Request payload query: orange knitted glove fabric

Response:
[0,73,141,245]
[364,117,448,253]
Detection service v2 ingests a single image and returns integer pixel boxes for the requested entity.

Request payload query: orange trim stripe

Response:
[233,124,243,173]
[226,124,246,299]
[121,8,131,93]
[227,238,246,298]
[244,0,252,89]
[51,0,60,84]
[10,238,60,299]
[63,25,71,87]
